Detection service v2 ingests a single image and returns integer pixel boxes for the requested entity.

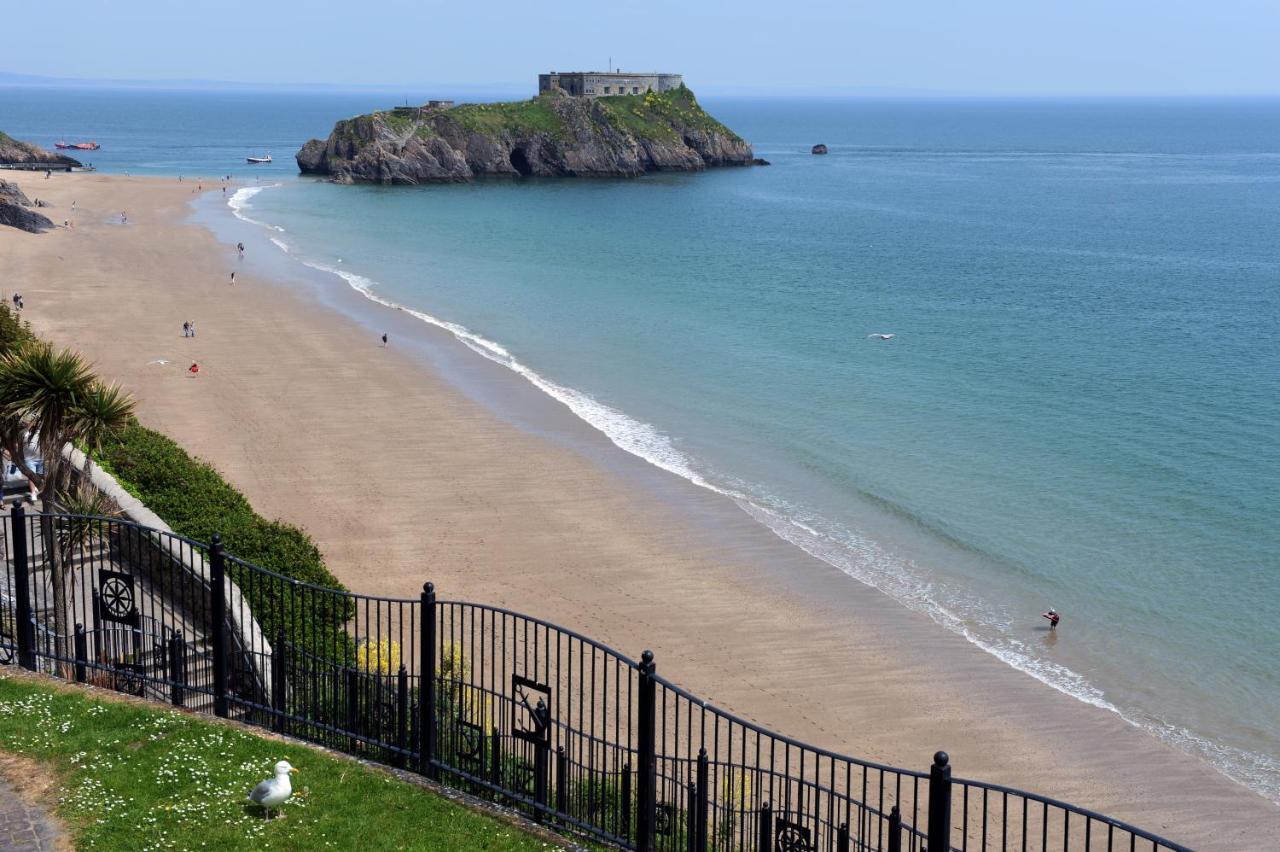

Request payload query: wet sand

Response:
[2,171,1276,848]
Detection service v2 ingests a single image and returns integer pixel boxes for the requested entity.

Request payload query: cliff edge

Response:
[297,87,757,184]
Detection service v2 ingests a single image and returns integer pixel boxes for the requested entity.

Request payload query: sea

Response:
[2,86,1277,801]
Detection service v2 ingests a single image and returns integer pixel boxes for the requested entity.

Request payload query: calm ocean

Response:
[3,87,1277,799]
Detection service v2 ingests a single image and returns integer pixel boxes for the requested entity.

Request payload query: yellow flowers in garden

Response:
[356,638,401,675]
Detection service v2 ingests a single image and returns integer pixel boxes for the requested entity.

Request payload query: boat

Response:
[55,141,101,151]
[246,151,272,164]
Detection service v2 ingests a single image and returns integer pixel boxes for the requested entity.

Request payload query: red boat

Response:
[55,141,101,151]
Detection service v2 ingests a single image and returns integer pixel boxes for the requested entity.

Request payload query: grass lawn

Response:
[0,674,561,851]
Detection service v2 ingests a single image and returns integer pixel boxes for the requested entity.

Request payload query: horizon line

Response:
[2,70,1279,100]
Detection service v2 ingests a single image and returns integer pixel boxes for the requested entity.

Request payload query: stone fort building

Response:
[539,71,684,98]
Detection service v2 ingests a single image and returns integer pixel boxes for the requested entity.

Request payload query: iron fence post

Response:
[888,805,902,852]
[10,504,34,671]
[168,632,186,706]
[636,650,657,852]
[535,738,550,823]
[345,667,359,753]
[695,747,709,852]
[73,624,87,683]
[272,626,287,732]
[396,664,409,769]
[621,762,633,842]
[927,752,951,852]
[555,745,568,821]
[686,779,697,852]
[209,534,228,718]
[420,582,437,778]
[837,821,850,852]
[757,802,773,852]
[489,726,501,792]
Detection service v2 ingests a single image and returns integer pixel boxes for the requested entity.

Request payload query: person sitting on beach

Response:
[1042,608,1060,630]
[188,362,200,377]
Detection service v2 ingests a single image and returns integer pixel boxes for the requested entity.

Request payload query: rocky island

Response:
[297,87,760,184]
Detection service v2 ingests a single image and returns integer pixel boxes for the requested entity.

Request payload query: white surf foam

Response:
[238,200,1280,805]
[227,185,286,232]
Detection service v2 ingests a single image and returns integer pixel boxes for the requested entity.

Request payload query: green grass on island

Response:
[0,675,559,851]
[370,86,738,145]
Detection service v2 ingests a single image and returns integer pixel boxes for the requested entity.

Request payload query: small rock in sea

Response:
[811,144,829,155]
[752,158,772,166]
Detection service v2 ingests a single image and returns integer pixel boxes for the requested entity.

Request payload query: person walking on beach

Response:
[230,271,236,285]
[381,333,388,348]
[1041,608,1060,630]
[121,211,127,225]
[183,321,190,338]
[237,242,245,257]
[189,320,196,337]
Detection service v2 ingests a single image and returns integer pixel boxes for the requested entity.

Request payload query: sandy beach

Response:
[2,171,1277,847]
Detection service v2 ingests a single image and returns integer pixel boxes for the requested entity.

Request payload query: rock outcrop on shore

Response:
[0,131,81,168]
[0,179,54,233]
[297,87,758,184]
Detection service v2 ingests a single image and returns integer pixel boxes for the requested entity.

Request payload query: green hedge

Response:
[94,421,356,667]
[2,303,355,666]
[95,420,342,591]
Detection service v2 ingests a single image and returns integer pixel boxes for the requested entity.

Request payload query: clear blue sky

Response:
[3,0,1276,95]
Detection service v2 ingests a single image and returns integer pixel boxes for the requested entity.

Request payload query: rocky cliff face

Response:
[0,179,54,233]
[0,131,81,168]
[297,88,758,184]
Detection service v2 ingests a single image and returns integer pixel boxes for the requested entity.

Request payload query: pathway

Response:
[0,772,64,851]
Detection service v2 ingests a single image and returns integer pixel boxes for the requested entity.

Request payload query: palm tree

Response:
[0,342,134,663]
[73,381,134,477]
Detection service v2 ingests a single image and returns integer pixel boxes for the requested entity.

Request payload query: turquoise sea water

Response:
[3,88,1278,799]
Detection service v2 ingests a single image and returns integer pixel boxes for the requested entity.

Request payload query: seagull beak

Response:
[289,768,299,774]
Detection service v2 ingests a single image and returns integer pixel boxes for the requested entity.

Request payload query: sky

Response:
[2,0,1277,96]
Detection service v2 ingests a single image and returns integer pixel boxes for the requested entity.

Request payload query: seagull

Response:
[866,333,896,340]
[147,359,171,366]
[247,760,298,819]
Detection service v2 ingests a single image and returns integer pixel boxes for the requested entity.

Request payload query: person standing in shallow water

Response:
[381,333,388,348]
[1042,608,1060,630]
[230,271,235,285]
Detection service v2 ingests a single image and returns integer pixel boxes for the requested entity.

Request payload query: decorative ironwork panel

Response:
[511,674,552,744]
[112,662,145,697]
[455,718,485,770]
[774,817,814,852]
[654,802,675,837]
[96,569,137,625]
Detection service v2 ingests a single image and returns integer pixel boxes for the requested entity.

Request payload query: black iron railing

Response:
[0,506,1190,851]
